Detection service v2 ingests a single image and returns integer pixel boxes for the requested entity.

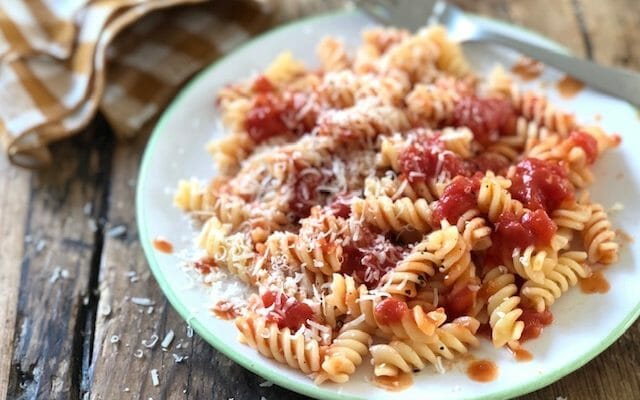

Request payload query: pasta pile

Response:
[174,26,620,385]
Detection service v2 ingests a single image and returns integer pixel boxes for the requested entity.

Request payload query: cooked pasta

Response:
[370,317,479,376]
[314,329,372,384]
[174,26,621,387]
[521,251,591,312]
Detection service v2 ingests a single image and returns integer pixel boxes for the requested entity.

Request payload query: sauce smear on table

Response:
[580,271,610,294]
[153,237,173,253]
[373,372,413,391]
[511,57,544,81]
[467,359,498,382]
[556,75,584,99]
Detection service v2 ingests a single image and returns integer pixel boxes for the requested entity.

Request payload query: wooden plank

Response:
[88,3,344,399]
[0,151,31,400]
[87,111,309,400]
[4,121,113,400]
[576,0,640,69]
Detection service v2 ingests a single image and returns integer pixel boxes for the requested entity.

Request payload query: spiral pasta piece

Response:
[482,267,524,347]
[314,329,372,384]
[198,216,232,262]
[552,201,592,231]
[351,196,433,233]
[509,246,556,284]
[521,251,591,312]
[235,314,324,374]
[370,317,479,376]
[427,224,472,286]
[378,305,447,343]
[477,172,525,222]
[318,98,409,142]
[510,88,577,136]
[405,83,459,125]
[207,132,255,174]
[582,203,618,264]
[382,238,440,298]
[321,274,370,328]
[317,37,351,72]
[174,179,207,212]
[265,231,342,276]
[456,209,492,251]
[439,127,474,158]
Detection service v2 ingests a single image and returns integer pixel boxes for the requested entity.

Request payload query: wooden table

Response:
[1,1,639,399]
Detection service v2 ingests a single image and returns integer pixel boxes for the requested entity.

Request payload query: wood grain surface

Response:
[1,1,639,399]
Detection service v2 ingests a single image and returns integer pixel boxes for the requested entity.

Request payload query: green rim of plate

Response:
[137,8,640,400]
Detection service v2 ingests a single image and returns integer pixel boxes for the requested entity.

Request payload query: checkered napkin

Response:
[0,0,340,167]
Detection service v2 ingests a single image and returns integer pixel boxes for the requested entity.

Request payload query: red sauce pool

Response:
[153,237,173,254]
[432,176,480,224]
[466,359,498,382]
[452,96,517,145]
[373,372,413,391]
[511,57,544,81]
[509,158,573,212]
[556,75,584,99]
[375,298,408,325]
[580,271,610,294]
[519,309,553,342]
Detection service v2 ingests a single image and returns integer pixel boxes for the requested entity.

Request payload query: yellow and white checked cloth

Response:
[0,0,343,167]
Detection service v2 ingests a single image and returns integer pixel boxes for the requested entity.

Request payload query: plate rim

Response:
[136,8,640,400]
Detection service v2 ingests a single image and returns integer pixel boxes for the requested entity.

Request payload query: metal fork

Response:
[356,0,640,107]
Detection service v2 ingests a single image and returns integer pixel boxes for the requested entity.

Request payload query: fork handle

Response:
[478,32,640,107]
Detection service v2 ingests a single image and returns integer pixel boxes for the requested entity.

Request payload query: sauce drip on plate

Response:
[467,359,498,382]
[556,75,584,99]
[510,347,534,362]
[153,237,173,253]
[580,270,610,294]
[511,57,543,81]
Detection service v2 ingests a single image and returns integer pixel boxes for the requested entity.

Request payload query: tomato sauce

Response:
[519,308,553,342]
[152,237,173,254]
[432,176,480,224]
[509,158,573,212]
[452,96,518,145]
[262,291,314,331]
[446,286,477,319]
[570,131,598,164]
[340,226,405,288]
[468,153,510,175]
[510,347,533,362]
[580,271,610,294]
[398,136,465,182]
[193,257,217,274]
[251,75,276,93]
[493,209,557,252]
[328,193,353,218]
[375,297,408,324]
[466,359,498,382]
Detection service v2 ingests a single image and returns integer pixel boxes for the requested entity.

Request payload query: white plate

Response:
[137,9,640,400]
